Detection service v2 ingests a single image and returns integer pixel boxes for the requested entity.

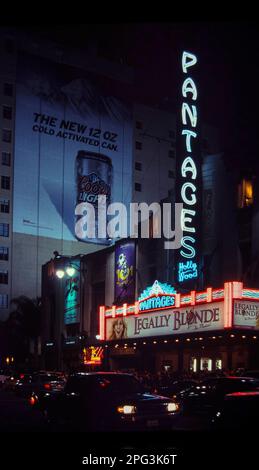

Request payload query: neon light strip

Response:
[207,287,212,303]
[175,293,181,308]
[232,281,243,299]
[99,306,105,340]
[242,289,259,299]
[224,282,233,328]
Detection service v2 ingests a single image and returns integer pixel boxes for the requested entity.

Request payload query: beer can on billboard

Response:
[75,151,113,244]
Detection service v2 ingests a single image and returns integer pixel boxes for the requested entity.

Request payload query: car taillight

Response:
[29,395,38,406]
[44,383,52,390]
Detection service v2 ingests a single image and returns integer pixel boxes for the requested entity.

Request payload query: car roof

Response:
[72,372,133,377]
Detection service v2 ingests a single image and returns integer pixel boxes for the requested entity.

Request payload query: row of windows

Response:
[135,160,175,172]
[0,270,8,284]
[1,176,10,190]
[135,146,176,159]
[0,294,8,309]
[135,121,175,140]
[0,247,8,260]
[0,224,9,237]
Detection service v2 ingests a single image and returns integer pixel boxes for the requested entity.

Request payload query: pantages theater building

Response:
[41,49,259,372]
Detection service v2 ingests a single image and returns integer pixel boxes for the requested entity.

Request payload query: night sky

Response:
[11,22,259,172]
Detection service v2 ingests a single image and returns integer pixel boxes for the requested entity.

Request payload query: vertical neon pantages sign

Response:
[177,51,200,285]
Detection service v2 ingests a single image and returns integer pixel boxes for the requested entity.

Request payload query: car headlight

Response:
[167,402,179,412]
[117,405,136,415]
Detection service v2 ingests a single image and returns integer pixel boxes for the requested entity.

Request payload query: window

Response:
[0,247,9,260]
[3,106,12,120]
[135,141,142,150]
[0,224,9,237]
[168,150,175,159]
[2,129,12,143]
[1,176,10,190]
[135,182,142,192]
[168,170,175,179]
[135,162,142,171]
[0,294,8,309]
[0,199,9,213]
[0,270,8,284]
[3,83,13,97]
[238,179,254,208]
[2,152,11,166]
[136,121,143,130]
[169,130,175,139]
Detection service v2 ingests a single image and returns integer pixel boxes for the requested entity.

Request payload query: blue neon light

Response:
[178,261,198,283]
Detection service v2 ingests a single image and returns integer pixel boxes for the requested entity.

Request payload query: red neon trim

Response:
[112,306,116,318]
[207,287,212,303]
[232,281,243,299]
[123,303,127,316]
[175,293,181,308]
[191,291,196,306]
[134,301,139,314]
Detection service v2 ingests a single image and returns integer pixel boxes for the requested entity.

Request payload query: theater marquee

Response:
[99,282,259,341]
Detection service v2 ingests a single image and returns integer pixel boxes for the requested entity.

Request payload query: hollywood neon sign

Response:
[138,280,176,312]
[178,51,199,283]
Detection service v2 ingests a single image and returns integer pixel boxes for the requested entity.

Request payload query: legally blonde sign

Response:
[233,300,259,329]
[105,301,224,340]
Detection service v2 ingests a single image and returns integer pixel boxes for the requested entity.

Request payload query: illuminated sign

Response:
[64,259,80,325]
[178,260,198,282]
[176,51,200,284]
[138,280,176,312]
[83,346,104,365]
[233,301,259,329]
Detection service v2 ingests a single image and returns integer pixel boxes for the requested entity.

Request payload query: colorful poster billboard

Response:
[105,301,224,340]
[233,300,259,329]
[14,53,133,244]
[114,240,136,304]
[64,259,80,325]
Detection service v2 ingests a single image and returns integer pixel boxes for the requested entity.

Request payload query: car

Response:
[40,372,181,432]
[153,379,198,398]
[15,372,66,398]
[212,390,259,429]
[173,376,259,428]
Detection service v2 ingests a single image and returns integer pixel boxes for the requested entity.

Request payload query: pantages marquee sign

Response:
[176,51,200,285]
[138,280,176,312]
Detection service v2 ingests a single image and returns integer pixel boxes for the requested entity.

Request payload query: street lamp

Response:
[55,264,77,279]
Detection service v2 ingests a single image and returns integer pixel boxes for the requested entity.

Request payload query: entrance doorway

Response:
[190,356,222,373]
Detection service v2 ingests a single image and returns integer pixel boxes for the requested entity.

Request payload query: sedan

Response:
[40,372,180,431]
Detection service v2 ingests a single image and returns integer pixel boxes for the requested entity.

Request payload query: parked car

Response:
[39,372,181,431]
[154,379,198,398]
[212,390,259,429]
[174,376,259,424]
[15,371,66,398]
